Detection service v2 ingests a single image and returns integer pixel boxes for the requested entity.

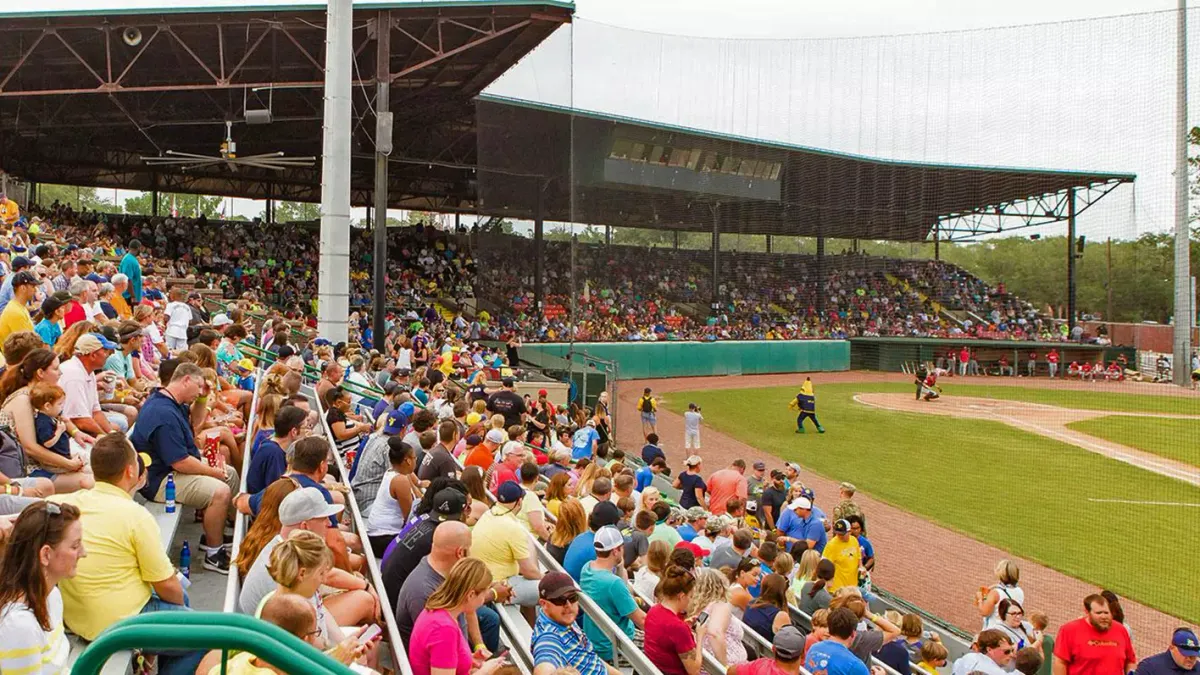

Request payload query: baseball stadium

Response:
[0,2,1196,675]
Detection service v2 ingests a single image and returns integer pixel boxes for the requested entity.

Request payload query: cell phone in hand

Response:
[357,624,382,645]
[696,611,709,626]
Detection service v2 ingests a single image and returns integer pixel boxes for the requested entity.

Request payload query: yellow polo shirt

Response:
[110,293,132,320]
[0,300,33,343]
[0,199,18,225]
[470,506,530,580]
[49,482,177,640]
[821,535,862,592]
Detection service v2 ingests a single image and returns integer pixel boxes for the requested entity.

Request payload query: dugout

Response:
[849,336,1127,374]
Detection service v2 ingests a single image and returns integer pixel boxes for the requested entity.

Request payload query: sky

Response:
[14,0,1194,240]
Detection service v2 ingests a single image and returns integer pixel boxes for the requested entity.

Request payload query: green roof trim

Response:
[849,337,1107,350]
[476,93,1137,183]
[0,0,574,20]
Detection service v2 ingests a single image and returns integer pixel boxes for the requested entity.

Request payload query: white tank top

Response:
[366,470,409,536]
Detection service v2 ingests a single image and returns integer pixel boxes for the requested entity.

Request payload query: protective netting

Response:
[473,9,1200,657]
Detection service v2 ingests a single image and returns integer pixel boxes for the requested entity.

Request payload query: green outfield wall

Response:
[517,340,850,380]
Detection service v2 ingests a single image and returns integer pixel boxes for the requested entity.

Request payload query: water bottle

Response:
[165,473,176,513]
[180,540,191,579]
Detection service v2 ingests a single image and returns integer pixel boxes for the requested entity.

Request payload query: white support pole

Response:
[318,0,353,343]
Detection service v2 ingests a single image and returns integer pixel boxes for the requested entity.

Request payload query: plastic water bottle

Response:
[165,473,176,513]
[180,540,190,579]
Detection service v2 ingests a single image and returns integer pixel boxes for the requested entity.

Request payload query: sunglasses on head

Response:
[547,593,580,606]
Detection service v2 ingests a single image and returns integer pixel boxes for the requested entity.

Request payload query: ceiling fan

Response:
[141,121,315,172]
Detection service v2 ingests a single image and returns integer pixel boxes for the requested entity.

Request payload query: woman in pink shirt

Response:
[409,557,508,675]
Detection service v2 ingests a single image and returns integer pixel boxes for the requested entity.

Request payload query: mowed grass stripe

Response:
[664,383,1200,624]
[943,382,1199,415]
[1067,416,1200,469]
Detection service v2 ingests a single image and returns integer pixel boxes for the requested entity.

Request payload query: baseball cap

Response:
[788,497,813,511]
[466,412,483,426]
[685,506,709,522]
[496,480,524,504]
[279,487,345,526]
[212,313,233,327]
[773,626,806,661]
[1174,629,1200,656]
[786,462,802,473]
[675,540,711,558]
[484,429,507,445]
[236,358,255,372]
[41,291,71,317]
[502,441,525,456]
[136,452,153,476]
[593,526,624,552]
[382,410,409,435]
[9,270,36,288]
[501,376,515,387]
[538,572,577,601]
[745,499,758,514]
[10,256,31,271]
[464,434,483,446]
[684,455,702,467]
[770,469,787,480]
[839,481,857,492]
[431,488,467,519]
[833,519,851,534]
[753,461,766,470]
[187,291,201,300]
[75,333,118,355]
[398,402,415,418]
[800,487,815,501]
[590,501,622,529]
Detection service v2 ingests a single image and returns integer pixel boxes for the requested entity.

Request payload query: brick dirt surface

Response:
[614,371,1196,657]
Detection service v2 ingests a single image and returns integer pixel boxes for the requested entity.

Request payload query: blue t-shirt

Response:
[246,438,288,495]
[34,412,70,459]
[677,472,707,509]
[805,639,870,675]
[249,473,339,527]
[33,319,61,347]
[677,523,697,542]
[635,465,654,492]
[571,427,599,461]
[562,531,597,581]
[579,563,638,660]
[776,508,827,552]
[251,429,272,457]
[858,535,875,561]
[133,389,202,500]
[641,444,665,465]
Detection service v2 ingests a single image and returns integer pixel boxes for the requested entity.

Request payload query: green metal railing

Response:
[73,613,354,675]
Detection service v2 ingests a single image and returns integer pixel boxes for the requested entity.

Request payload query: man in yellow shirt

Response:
[49,433,201,671]
[0,193,18,226]
[469,480,542,618]
[0,270,38,342]
[821,519,862,593]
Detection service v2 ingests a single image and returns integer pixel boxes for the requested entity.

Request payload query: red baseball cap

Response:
[675,541,711,558]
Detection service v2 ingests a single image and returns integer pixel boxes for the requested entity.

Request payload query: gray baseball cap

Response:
[278,487,344,526]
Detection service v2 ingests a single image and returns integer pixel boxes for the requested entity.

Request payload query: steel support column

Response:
[317,0,353,342]
[933,224,940,260]
[1174,0,1193,386]
[1067,189,1077,332]
[152,191,159,217]
[766,234,772,253]
[372,10,391,349]
[712,205,720,309]
[816,234,826,316]
[533,182,545,320]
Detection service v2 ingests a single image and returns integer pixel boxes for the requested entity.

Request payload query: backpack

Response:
[0,427,28,480]
[639,397,654,413]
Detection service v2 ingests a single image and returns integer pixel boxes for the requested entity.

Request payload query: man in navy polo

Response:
[133,361,240,574]
[244,405,308,495]
[1135,629,1199,675]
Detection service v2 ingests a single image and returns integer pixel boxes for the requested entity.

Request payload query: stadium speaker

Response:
[376,112,394,155]
[1076,235,1087,254]
[122,26,143,47]
[244,109,273,125]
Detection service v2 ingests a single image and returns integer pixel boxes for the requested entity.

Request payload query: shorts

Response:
[640,412,656,425]
[154,464,240,512]
[166,335,189,352]
[685,430,700,449]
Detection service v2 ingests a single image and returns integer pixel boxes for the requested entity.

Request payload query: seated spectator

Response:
[0,270,38,343]
[60,333,126,435]
[470,481,542,616]
[804,607,875,675]
[727,626,809,675]
[831,595,902,667]
[709,528,755,572]
[364,438,418,558]
[743,573,792,642]
[952,629,1016,675]
[802,608,830,661]
[623,508,656,571]
[532,571,618,675]
[33,292,70,347]
[634,539,671,600]
[517,461,552,540]
[394,520,504,655]
[581,526,645,662]
[563,501,622,581]
[133,361,240,573]
[245,405,308,495]
[916,641,949,675]
[234,478,300,579]
[350,409,409,514]
[0,501,82,675]
[417,419,460,482]
[408,558,507,675]
[688,567,747,667]
[381,482,468,606]
[636,456,668,493]
[547,498,586,565]
[728,557,761,615]
[643,565,707,675]
[324,386,370,457]
[51,433,207,672]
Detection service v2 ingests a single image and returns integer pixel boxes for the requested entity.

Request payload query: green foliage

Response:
[34,184,114,212]
[268,201,321,223]
[665,382,1200,623]
[122,192,224,218]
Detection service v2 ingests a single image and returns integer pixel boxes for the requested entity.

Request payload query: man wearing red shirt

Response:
[487,441,524,493]
[707,459,748,516]
[1047,349,1061,378]
[1053,594,1136,675]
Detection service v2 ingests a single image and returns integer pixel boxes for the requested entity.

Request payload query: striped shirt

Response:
[0,588,69,675]
[531,610,608,675]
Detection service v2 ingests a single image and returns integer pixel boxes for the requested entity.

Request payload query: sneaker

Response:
[203,548,231,575]
[200,533,234,552]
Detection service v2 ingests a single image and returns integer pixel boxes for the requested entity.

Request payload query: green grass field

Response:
[664,382,1200,623]
[1068,416,1200,468]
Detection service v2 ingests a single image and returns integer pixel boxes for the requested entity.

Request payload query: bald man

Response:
[393,521,506,654]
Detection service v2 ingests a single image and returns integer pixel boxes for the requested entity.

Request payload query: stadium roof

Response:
[0,2,572,210]
[474,95,1136,242]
